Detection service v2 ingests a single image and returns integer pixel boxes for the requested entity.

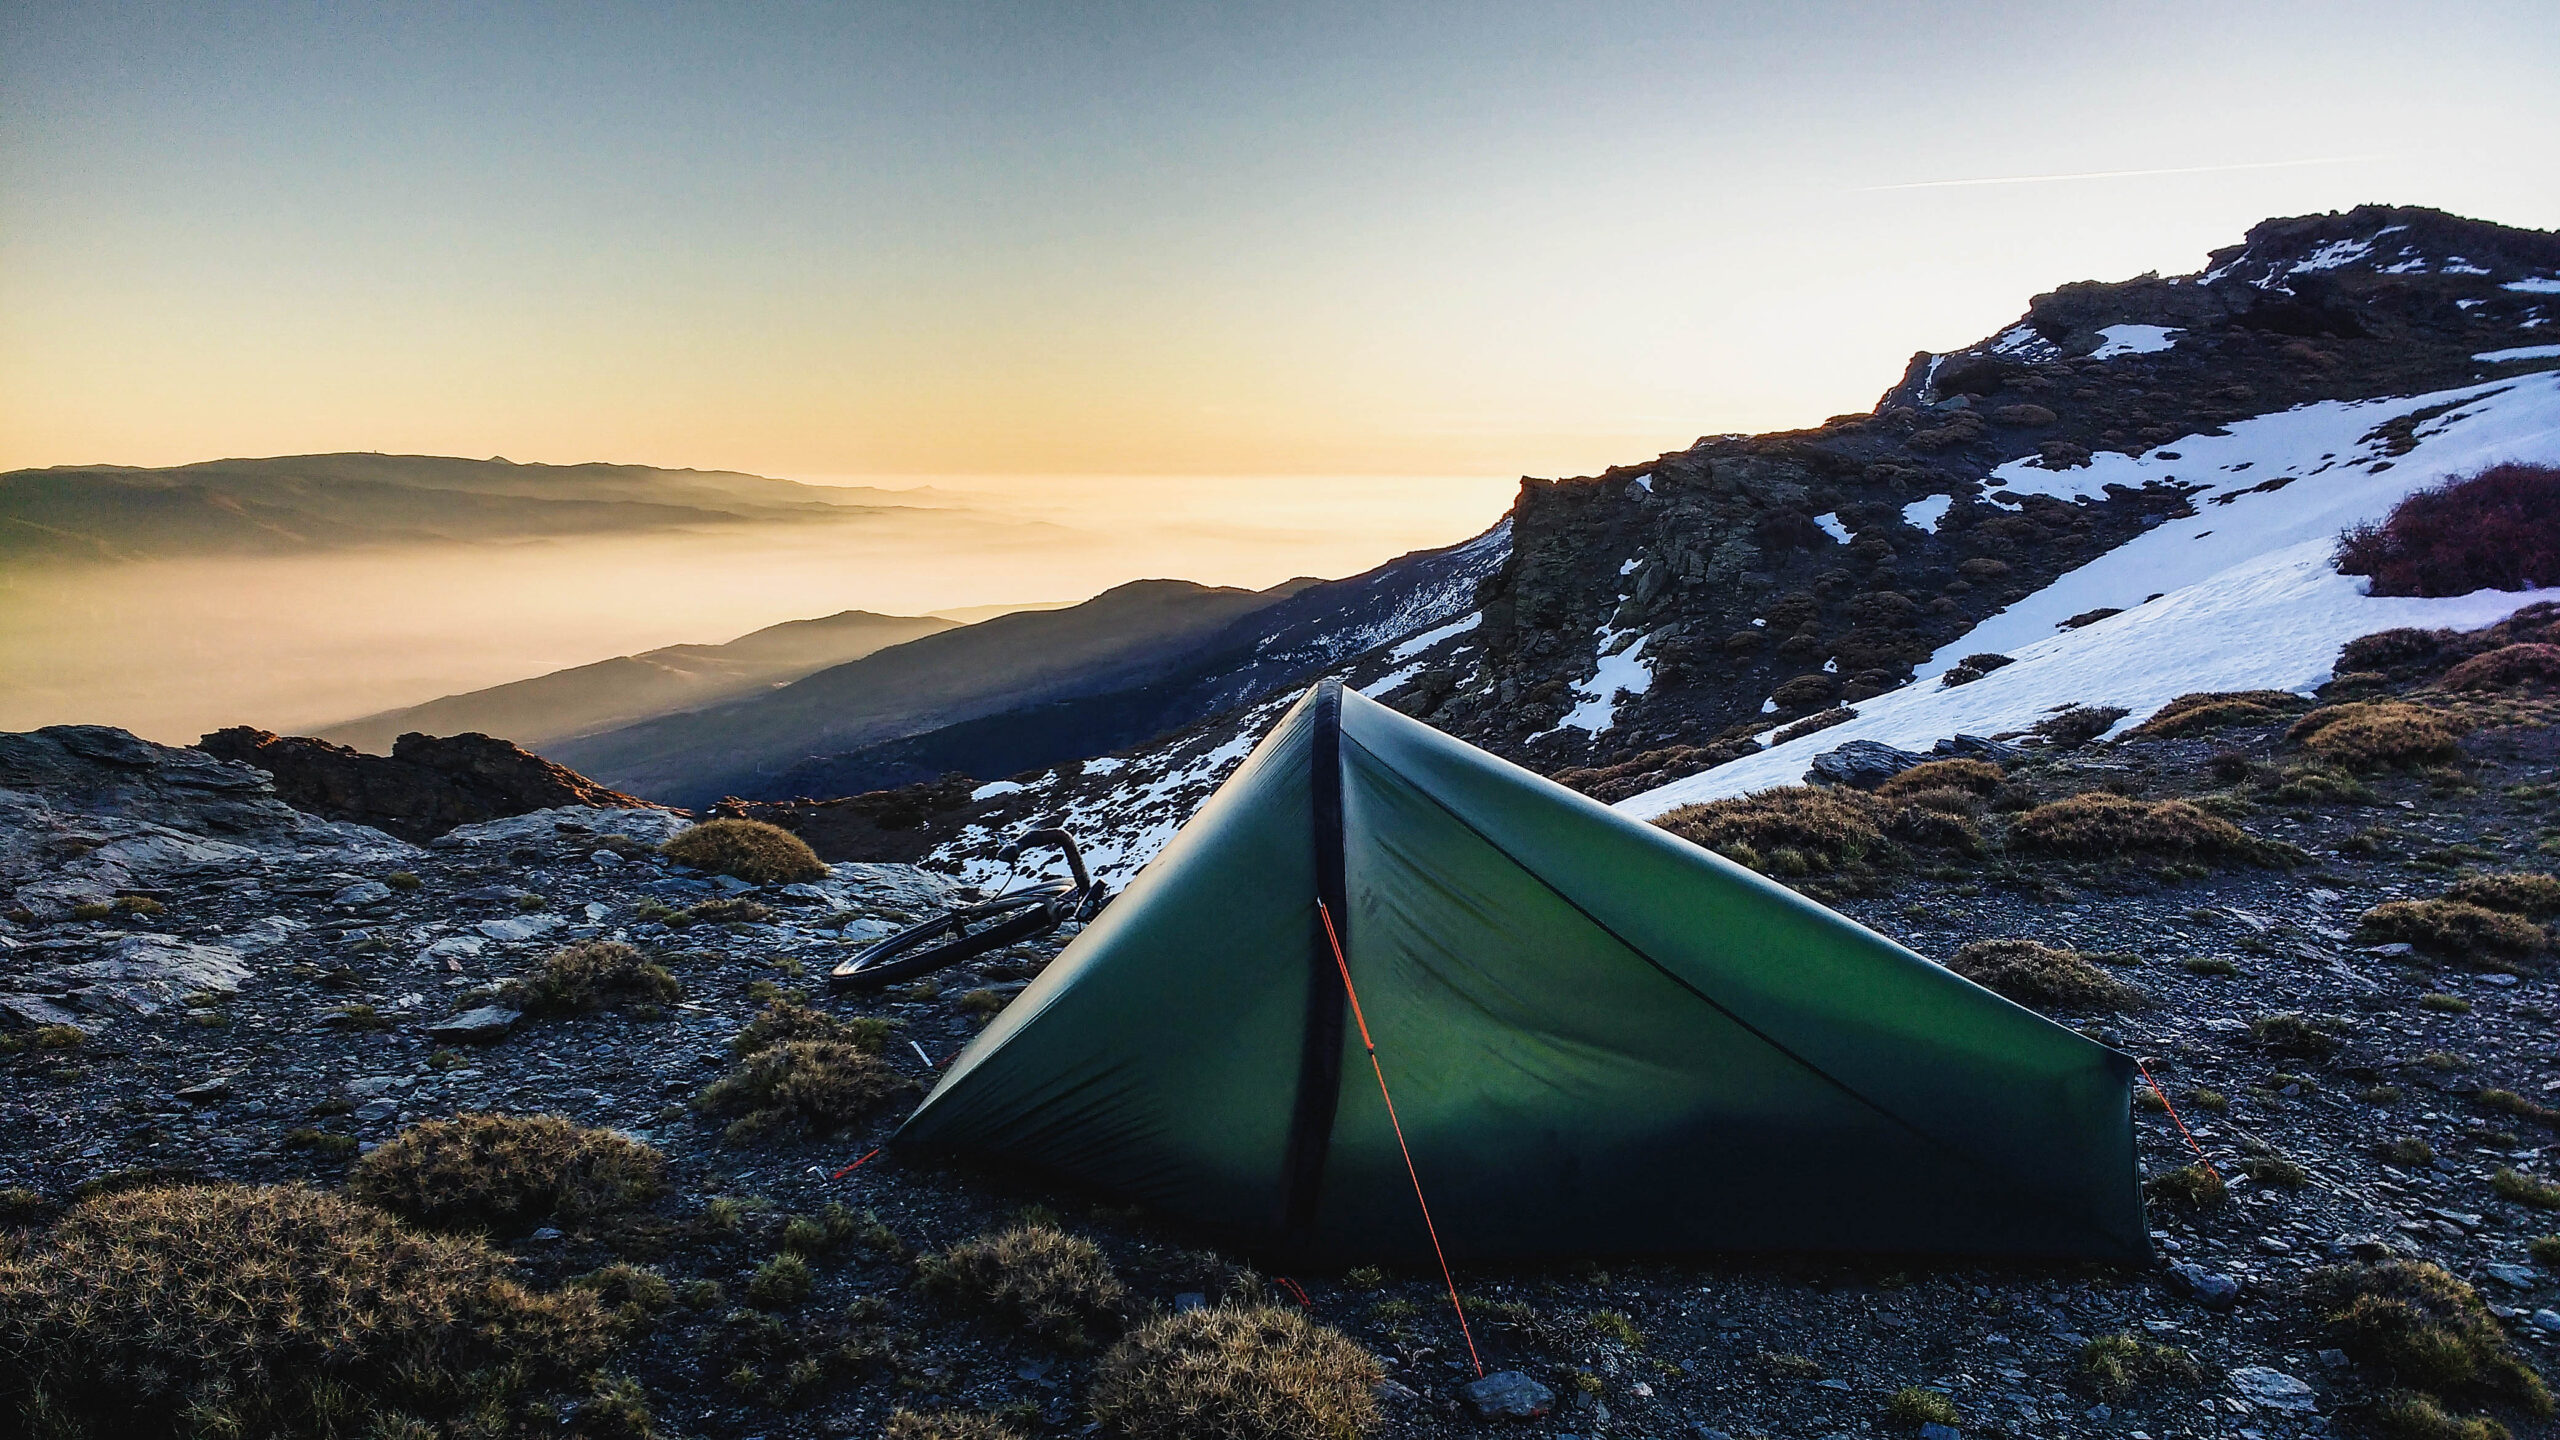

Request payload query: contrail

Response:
[1860,154,2397,192]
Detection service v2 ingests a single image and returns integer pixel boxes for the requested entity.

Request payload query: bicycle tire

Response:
[827,881,1074,993]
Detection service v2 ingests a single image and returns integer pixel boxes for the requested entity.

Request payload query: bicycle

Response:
[827,828,1108,994]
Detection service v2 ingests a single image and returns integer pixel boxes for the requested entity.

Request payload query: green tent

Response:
[897,681,2149,1264]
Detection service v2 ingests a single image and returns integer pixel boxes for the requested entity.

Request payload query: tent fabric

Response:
[894,681,2150,1264]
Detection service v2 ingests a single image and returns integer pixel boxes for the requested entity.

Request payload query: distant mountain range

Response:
[0,452,949,561]
[317,609,960,754]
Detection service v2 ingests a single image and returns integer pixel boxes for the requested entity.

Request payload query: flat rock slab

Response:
[1463,1370,1555,1420]
[428,1005,522,1043]
[2228,1366,2317,1412]
[475,915,564,943]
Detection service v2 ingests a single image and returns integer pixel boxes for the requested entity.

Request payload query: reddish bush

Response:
[2441,643,2560,692]
[2337,463,2560,598]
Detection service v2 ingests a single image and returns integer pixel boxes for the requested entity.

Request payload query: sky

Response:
[5,1,2559,483]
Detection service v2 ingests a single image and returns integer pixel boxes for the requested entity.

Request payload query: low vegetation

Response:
[1945,939,2151,1012]
[2130,689,2313,739]
[349,1112,666,1233]
[2289,702,2463,769]
[1884,1386,1960,1428]
[915,1223,1131,1349]
[2146,1164,2226,1210]
[2076,1333,2211,1400]
[0,1182,618,1437]
[694,1039,914,1140]
[1087,1304,1382,1440]
[2359,899,2548,965]
[1873,758,2005,800]
[886,1411,1029,1440]
[1656,785,1886,874]
[730,997,893,1057]
[2442,644,2560,693]
[2446,872,2560,918]
[660,818,830,884]
[501,939,682,1016]
[2304,1260,2550,1416]
[2007,791,2293,865]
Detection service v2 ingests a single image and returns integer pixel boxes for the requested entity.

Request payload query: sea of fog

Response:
[0,474,1517,744]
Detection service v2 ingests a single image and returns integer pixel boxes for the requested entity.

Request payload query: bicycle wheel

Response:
[827,880,1075,993]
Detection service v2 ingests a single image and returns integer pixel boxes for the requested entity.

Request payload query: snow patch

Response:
[1386,611,1481,663]
[970,780,1026,801]
[2477,344,2560,363]
[1617,372,2560,816]
[1902,494,1954,534]
[2504,278,2560,294]
[1631,472,1653,493]
[2290,236,2376,275]
[1813,512,1852,544]
[1619,556,1643,576]
[1554,629,1654,735]
[2091,324,2181,359]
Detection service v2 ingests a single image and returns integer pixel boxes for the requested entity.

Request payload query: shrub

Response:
[1874,759,2005,800]
[886,1411,1028,1440]
[2,1024,85,1052]
[2243,1155,2310,1188]
[2371,1390,2510,1440]
[1657,786,1887,873]
[0,1183,615,1437]
[350,1113,665,1233]
[501,940,681,1016]
[678,896,774,927]
[2336,462,2560,598]
[1885,1386,1959,1428]
[2447,872,2560,918]
[2076,1334,2210,1399]
[572,1262,675,1324]
[2421,992,2474,1013]
[2033,705,2129,748]
[660,819,828,884]
[2443,644,2560,693]
[2534,1236,2560,1268]
[2131,690,2313,738]
[1089,1304,1382,1440]
[2007,792,2292,864]
[730,998,892,1057]
[916,1224,1130,1349]
[2480,1090,2560,1126]
[2289,702,2462,769]
[2304,1260,2550,1413]
[1945,940,2150,1012]
[2359,900,2547,964]
[2380,1137,2437,1167]
[694,1040,913,1140]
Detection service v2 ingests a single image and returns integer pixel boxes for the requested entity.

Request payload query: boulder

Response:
[1805,739,1928,789]
[194,727,666,843]
[1462,1370,1556,1420]
[427,1005,521,1043]
[1933,734,2026,765]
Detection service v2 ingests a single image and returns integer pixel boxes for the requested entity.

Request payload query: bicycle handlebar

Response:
[997,827,1093,893]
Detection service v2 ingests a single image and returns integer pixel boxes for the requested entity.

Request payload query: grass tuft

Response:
[659,819,828,884]
[2147,1164,2226,1210]
[0,1182,616,1437]
[1088,1304,1382,1440]
[1885,1386,1960,1428]
[350,1113,665,1234]
[501,940,681,1016]
[915,1224,1130,1350]
[728,999,893,1057]
[694,1040,914,1141]
[2007,791,2295,865]
[885,1411,1029,1440]
[2288,702,2463,769]
[1656,786,1887,873]
[2360,900,2547,966]
[2447,872,2560,919]
[1946,939,2151,1012]
[2131,690,2313,739]
[2305,1260,2550,1414]
[2076,1334,2211,1399]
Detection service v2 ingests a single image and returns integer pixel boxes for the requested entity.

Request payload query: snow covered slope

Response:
[1618,372,2560,816]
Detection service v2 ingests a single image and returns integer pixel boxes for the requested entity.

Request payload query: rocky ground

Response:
[6,641,2560,1440]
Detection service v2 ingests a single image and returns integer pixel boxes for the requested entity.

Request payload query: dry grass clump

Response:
[660,818,829,884]
[350,1113,665,1234]
[730,997,892,1057]
[2447,872,2560,919]
[501,939,681,1016]
[1656,785,1886,874]
[2443,644,2560,693]
[1946,940,2151,1012]
[2359,900,2548,966]
[2251,1011,2352,1060]
[694,1039,914,1141]
[2147,1164,2226,1210]
[2371,1390,2512,1440]
[2007,791,2293,865]
[2076,1333,2211,1400]
[1874,758,2005,800]
[1088,1304,1382,1440]
[2033,705,2129,748]
[2131,690,2313,738]
[2289,702,2463,769]
[2305,1260,2550,1415]
[915,1223,1131,1349]
[2493,1169,2560,1208]
[0,1182,616,1437]
[886,1411,1029,1440]
[1884,1386,1959,1428]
